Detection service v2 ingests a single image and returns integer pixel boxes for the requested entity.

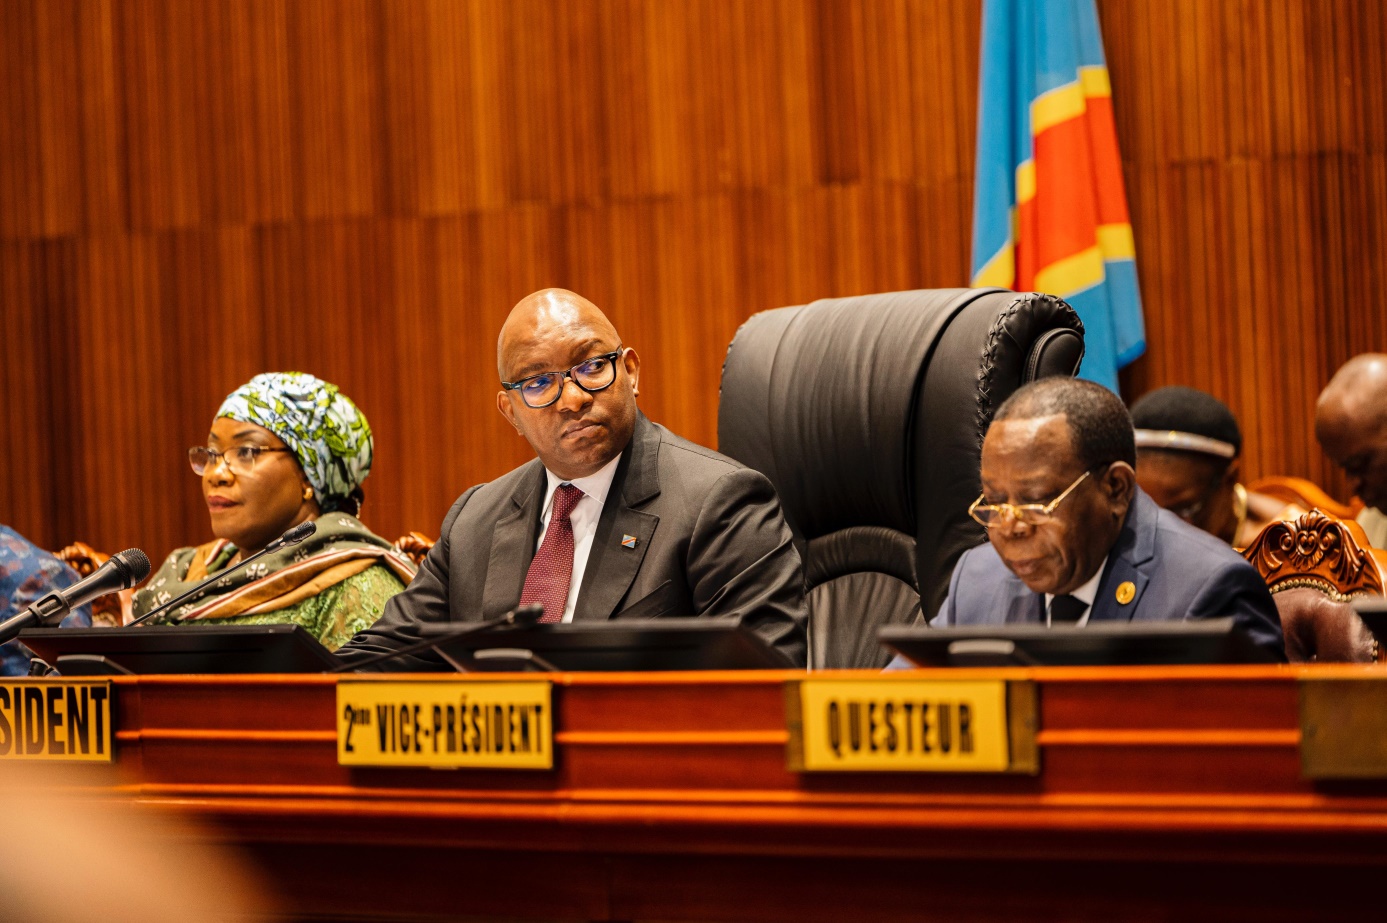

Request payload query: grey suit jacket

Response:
[932,490,1285,659]
[336,413,808,669]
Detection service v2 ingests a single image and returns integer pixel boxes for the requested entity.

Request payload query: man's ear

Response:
[1222,459,1241,488]
[623,347,641,397]
[497,391,522,434]
[1103,461,1138,511]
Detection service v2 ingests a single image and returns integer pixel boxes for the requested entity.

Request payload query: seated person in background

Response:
[0,526,92,676]
[934,378,1284,659]
[335,288,807,669]
[1317,354,1387,548]
[1131,386,1301,547]
[130,373,416,650]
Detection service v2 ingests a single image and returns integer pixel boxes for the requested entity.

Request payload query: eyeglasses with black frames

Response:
[968,467,1098,529]
[188,445,293,477]
[501,348,625,409]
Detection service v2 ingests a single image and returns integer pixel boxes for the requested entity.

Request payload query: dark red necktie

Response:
[521,484,584,624]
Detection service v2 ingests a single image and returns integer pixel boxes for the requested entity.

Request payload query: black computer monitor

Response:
[416,618,793,672]
[20,624,340,675]
[879,617,1279,667]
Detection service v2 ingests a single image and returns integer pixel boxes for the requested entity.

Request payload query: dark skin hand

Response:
[1137,451,1240,546]
[980,414,1136,596]
[202,417,319,561]
[496,288,642,482]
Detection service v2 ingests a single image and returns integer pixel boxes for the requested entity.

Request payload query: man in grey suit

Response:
[336,288,807,669]
[932,378,1284,659]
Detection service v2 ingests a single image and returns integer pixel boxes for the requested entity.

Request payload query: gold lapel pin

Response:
[1116,581,1136,605]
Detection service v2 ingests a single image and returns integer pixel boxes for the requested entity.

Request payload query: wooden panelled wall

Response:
[2,0,1385,559]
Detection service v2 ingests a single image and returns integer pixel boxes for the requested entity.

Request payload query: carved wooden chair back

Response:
[1245,477,1363,522]
[393,532,436,568]
[52,542,133,627]
[1241,510,1387,662]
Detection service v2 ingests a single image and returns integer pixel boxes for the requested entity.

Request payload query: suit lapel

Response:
[574,508,658,621]
[480,464,545,620]
[574,414,662,621]
[1089,492,1157,623]
[1088,557,1150,622]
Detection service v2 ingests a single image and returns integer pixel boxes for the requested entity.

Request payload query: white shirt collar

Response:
[541,453,621,513]
[1065,555,1107,609]
[1044,554,1109,626]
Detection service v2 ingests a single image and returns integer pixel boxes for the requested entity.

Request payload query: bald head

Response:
[1317,354,1387,509]
[1317,354,1387,432]
[495,288,641,481]
[498,289,620,380]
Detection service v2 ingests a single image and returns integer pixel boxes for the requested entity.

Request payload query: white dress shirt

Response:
[1043,555,1109,628]
[1359,506,1387,549]
[533,453,622,623]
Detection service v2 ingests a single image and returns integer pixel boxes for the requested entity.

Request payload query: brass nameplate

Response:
[0,680,113,762]
[786,677,1037,773]
[1300,677,1387,779]
[337,680,553,769]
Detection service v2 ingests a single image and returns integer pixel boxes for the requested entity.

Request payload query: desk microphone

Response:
[330,604,546,673]
[127,521,318,627]
[0,548,151,646]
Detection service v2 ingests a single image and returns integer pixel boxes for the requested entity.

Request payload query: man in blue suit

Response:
[933,378,1284,659]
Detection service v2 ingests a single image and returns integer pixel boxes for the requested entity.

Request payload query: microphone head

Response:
[281,521,317,546]
[110,548,152,587]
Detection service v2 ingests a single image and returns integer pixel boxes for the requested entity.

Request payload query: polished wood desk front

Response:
[86,667,1387,921]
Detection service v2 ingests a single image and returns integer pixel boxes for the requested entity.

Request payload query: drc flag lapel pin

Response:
[621,534,638,549]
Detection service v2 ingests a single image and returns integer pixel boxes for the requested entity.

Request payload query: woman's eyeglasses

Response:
[188,445,292,477]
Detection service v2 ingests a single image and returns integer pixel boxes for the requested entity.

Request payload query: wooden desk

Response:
[70,667,1387,920]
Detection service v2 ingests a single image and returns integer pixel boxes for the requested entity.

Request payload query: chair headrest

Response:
[968,291,1087,451]
[719,287,1085,620]
[719,288,1084,541]
[719,289,992,540]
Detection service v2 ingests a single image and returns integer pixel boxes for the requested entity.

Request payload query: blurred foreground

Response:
[0,764,276,922]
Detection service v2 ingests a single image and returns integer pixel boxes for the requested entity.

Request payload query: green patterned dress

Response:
[132,514,417,652]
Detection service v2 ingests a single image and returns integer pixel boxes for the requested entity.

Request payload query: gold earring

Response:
[303,486,314,500]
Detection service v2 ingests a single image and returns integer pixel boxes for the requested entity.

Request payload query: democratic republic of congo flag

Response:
[970,0,1145,393]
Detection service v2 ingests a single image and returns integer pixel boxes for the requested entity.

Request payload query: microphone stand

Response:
[329,604,545,673]
[0,595,70,646]
[128,527,314,627]
[0,549,150,646]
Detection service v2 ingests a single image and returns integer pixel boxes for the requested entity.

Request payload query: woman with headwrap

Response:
[130,373,417,650]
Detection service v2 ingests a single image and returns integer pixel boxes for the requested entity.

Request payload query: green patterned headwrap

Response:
[216,372,373,513]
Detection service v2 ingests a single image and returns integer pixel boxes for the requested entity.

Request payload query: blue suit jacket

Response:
[932,490,1285,659]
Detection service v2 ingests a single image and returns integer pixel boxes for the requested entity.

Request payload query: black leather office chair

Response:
[718,288,1085,668]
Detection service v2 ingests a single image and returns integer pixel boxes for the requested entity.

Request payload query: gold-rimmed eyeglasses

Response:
[968,468,1095,528]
